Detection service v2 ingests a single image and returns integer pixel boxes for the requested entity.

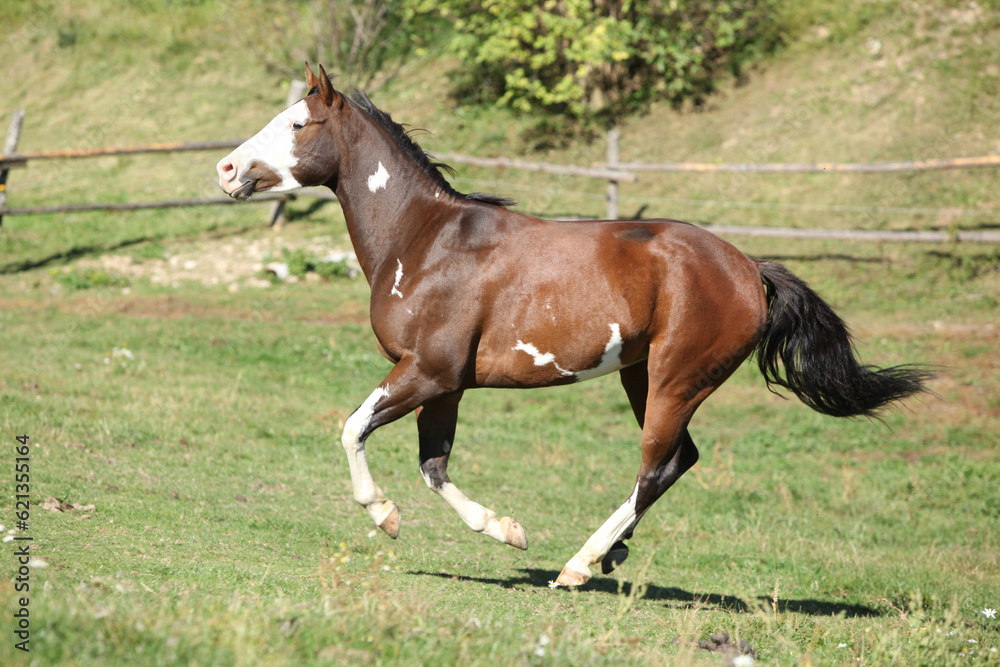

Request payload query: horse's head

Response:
[217,63,343,200]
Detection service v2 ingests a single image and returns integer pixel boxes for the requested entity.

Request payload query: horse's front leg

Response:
[341,356,446,538]
[417,392,528,550]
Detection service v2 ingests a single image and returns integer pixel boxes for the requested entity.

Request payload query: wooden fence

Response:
[2,82,999,242]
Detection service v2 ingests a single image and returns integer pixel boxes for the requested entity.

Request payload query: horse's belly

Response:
[474,321,628,388]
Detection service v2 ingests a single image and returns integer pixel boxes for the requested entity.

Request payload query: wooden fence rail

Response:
[1,92,999,242]
[0,187,338,217]
[698,224,1000,244]
[604,155,1000,174]
[433,151,635,183]
[0,139,244,168]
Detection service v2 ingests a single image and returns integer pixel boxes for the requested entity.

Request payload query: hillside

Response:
[1,1,998,271]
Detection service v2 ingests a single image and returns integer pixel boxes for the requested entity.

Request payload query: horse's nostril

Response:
[219,159,237,181]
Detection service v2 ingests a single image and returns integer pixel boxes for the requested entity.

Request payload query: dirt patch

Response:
[0,292,370,327]
[111,293,369,326]
[673,632,757,664]
[72,234,360,292]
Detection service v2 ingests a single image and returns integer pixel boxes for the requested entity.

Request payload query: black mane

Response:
[348,91,516,209]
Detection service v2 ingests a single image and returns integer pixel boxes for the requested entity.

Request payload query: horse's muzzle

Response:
[230,178,258,201]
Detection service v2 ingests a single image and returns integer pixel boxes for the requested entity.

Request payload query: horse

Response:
[216,63,931,587]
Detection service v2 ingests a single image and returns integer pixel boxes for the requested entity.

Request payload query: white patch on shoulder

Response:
[513,341,572,377]
[576,323,624,381]
[390,259,404,298]
[368,161,390,193]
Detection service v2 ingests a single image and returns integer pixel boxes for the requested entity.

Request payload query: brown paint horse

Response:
[217,64,930,587]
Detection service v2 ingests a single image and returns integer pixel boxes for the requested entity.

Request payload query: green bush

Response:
[424,0,780,128]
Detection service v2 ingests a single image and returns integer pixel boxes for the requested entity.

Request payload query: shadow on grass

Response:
[409,568,883,618]
[286,197,337,223]
[0,236,151,274]
[0,222,261,274]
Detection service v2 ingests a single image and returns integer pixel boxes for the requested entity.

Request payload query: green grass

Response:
[1,1,999,664]
[1,235,998,665]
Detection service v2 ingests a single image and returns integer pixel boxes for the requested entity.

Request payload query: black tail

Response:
[754,260,932,418]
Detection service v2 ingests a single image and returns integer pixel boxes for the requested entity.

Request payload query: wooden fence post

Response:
[267,79,308,228]
[0,110,26,233]
[606,127,620,220]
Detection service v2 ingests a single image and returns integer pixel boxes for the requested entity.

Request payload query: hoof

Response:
[378,504,401,539]
[601,542,629,574]
[555,565,591,587]
[500,517,528,550]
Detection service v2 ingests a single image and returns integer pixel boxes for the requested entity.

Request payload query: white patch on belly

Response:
[513,341,572,377]
[390,259,404,298]
[576,323,624,381]
[368,161,390,193]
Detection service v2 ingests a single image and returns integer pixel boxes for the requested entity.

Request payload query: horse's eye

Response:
[291,122,304,131]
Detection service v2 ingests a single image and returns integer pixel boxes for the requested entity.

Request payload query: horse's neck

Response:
[333,120,440,284]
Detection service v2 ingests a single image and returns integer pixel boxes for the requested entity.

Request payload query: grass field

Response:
[1,230,998,665]
[1,1,999,665]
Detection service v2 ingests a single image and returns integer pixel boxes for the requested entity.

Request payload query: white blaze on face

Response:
[216,100,311,193]
[368,161,390,192]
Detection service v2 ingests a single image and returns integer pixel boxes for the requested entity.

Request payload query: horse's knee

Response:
[419,457,449,491]
[341,417,364,453]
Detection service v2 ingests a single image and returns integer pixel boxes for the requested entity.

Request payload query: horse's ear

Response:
[317,64,340,108]
[304,61,320,93]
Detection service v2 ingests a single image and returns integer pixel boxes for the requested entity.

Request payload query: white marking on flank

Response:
[513,341,572,377]
[391,259,404,298]
[576,323,624,381]
[368,161,390,193]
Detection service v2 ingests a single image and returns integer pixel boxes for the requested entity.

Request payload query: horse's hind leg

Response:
[555,420,698,586]
[556,359,702,586]
[598,363,651,574]
[417,392,528,550]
